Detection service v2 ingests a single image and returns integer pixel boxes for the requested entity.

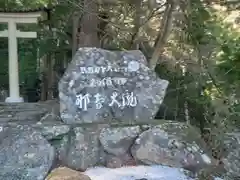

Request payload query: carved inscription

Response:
[79,60,140,74]
[80,66,127,74]
[89,77,127,87]
[75,92,138,111]
[75,60,140,110]
[75,94,90,111]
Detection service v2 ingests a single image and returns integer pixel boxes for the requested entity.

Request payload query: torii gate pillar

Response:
[0,12,41,103]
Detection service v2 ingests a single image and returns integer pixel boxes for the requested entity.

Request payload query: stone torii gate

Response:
[0,9,42,103]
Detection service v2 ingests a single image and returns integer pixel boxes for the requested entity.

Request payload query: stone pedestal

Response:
[5,96,24,103]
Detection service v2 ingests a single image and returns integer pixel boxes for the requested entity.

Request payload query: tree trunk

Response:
[129,0,142,49]
[72,12,80,57]
[46,9,54,100]
[149,0,176,69]
[40,56,48,101]
[148,0,157,10]
[78,0,100,48]
[46,54,54,99]
[40,7,55,101]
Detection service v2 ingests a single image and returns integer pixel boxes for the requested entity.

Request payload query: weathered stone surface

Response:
[131,121,214,172]
[63,127,102,170]
[0,100,69,141]
[223,149,240,178]
[221,131,240,178]
[0,102,46,122]
[0,102,230,179]
[38,100,61,122]
[59,47,169,124]
[203,126,240,178]
[84,165,195,180]
[35,124,70,140]
[46,167,91,180]
[0,100,60,123]
[52,135,69,164]
[105,153,136,168]
[0,126,55,180]
[99,126,141,156]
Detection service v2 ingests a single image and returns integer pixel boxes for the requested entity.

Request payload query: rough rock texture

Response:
[0,102,47,122]
[53,135,70,164]
[223,148,240,178]
[62,127,102,170]
[0,126,55,180]
[221,131,240,178]
[46,167,91,180]
[59,47,169,124]
[105,153,137,168]
[99,126,141,156]
[131,122,214,172]
[0,100,60,124]
[36,124,70,140]
[202,126,240,179]
[0,102,230,179]
[84,165,195,180]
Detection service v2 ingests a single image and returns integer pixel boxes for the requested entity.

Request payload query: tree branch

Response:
[149,0,176,70]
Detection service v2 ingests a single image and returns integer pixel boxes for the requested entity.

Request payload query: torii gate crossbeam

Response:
[0,12,41,103]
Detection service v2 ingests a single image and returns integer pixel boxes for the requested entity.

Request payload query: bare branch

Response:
[149,0,176,69]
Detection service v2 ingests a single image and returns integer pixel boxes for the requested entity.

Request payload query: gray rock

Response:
[0,101,60,123]
[131,121,214,172]
[221,131,240,178]
[63,127,102,170]
[0,126,55,180]
[84,165,195,180]
[59,47,169,124]
[204,127,240,178]
[38,100,61,122]
[50,134,69,164]
[35,124,70,140]
[105,153,137,168]
[99,126,141,156]
[0,100,67,141]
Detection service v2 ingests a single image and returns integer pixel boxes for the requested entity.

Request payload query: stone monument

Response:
[59,47,169,124]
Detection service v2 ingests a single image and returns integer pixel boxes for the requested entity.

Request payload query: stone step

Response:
[0,102,54,124]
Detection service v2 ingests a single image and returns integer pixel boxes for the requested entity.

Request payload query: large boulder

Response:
[99,126,141,156]
[0,126,55,180]
[105,153,136,168]
[131,121,214,173]
[84,165,194,180]
[59,47,169,124]
[62,126,103,170]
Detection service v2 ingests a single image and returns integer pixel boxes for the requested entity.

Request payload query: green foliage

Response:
[0,0,51,9]
[0,0,239,131]
[184,0,212,46]
[217,31,240,85]
[0,0,72,90]
[0,0,50,90]
[155,0,240,130]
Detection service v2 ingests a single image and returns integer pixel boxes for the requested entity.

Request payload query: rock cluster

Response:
[0,48,238,179]
[0,117,216,179]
